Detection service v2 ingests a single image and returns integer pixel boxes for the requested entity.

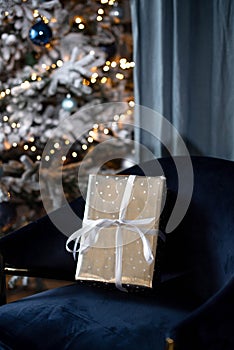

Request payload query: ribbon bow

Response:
[66,175,157,291]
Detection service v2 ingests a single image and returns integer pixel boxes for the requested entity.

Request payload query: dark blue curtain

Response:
[131,0,234,160]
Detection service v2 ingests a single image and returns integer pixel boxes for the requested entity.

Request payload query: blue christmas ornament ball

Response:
[29,20,52,46]
[62,95,77,112]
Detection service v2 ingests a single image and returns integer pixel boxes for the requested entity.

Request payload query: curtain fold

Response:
[131,0,234,160]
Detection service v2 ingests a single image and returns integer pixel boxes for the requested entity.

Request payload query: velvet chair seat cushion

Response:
[0,280,197,350]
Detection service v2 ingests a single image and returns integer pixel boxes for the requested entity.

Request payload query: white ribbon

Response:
[66,175,157,291]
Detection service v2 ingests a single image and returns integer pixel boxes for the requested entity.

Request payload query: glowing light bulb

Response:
[129,100,135,108]
[75,17,82,24]
[116,73,124,80]
[56,60,63,67]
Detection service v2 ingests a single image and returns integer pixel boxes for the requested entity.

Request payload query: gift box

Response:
[66,174,166,290]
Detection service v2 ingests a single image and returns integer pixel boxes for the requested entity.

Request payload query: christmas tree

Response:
[0,0,134,233]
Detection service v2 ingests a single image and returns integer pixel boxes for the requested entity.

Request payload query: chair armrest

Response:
[0,196,85,281]
[170,276,234,350]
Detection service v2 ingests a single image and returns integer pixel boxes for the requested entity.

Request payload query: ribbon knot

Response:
[66,175,157,291]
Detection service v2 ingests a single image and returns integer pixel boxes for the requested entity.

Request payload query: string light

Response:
[75,17,82,24]
[31,146,36,152]
[103,128,109,135]
[11,122,17,129]
[12,142,17,147]
[29,136,35,142]
[82,144,88,150]
[5,89,11,95]
[116,73,124,80]
[3,116,8,122]
[65,140,70,145]
[91,77,97,83]
[98,9,105,15]
[97,15,103,21]
[101,77,107,84]
[24,145,29,150]
[50,149,55,154]
[33,10,39,18]
[37,155,41,160]
[61,156,66,161]
[21,81,30,89]
[83,78,90,86]
[92,72,99,79]
[114,114,120,121]
[42,16,49,24]
[31,73,37,81]
[72,152,77,158]
[128,100,135,108]
[45,155,50,161]
[103,66,110,72]
[54,142,60,149]
[56,60,63,67]
[111,61,117,68]
[78,23,85,30]
[87,136,93,143]
[93,123,99,129]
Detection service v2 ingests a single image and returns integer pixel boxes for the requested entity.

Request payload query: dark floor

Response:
[6,275,71,303]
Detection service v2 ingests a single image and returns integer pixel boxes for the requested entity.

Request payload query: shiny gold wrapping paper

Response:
[75,174,166,288]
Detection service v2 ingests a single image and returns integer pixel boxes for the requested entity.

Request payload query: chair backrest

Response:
[1,156,233,301]
[123,156,234,301]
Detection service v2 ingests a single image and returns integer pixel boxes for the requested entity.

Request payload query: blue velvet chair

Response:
[0,156,233,350]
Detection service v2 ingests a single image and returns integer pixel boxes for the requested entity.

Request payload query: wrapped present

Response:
[66,174,166,291]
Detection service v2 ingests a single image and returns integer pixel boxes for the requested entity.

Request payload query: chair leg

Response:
[0,254,6,305]
[165,337,175,350]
